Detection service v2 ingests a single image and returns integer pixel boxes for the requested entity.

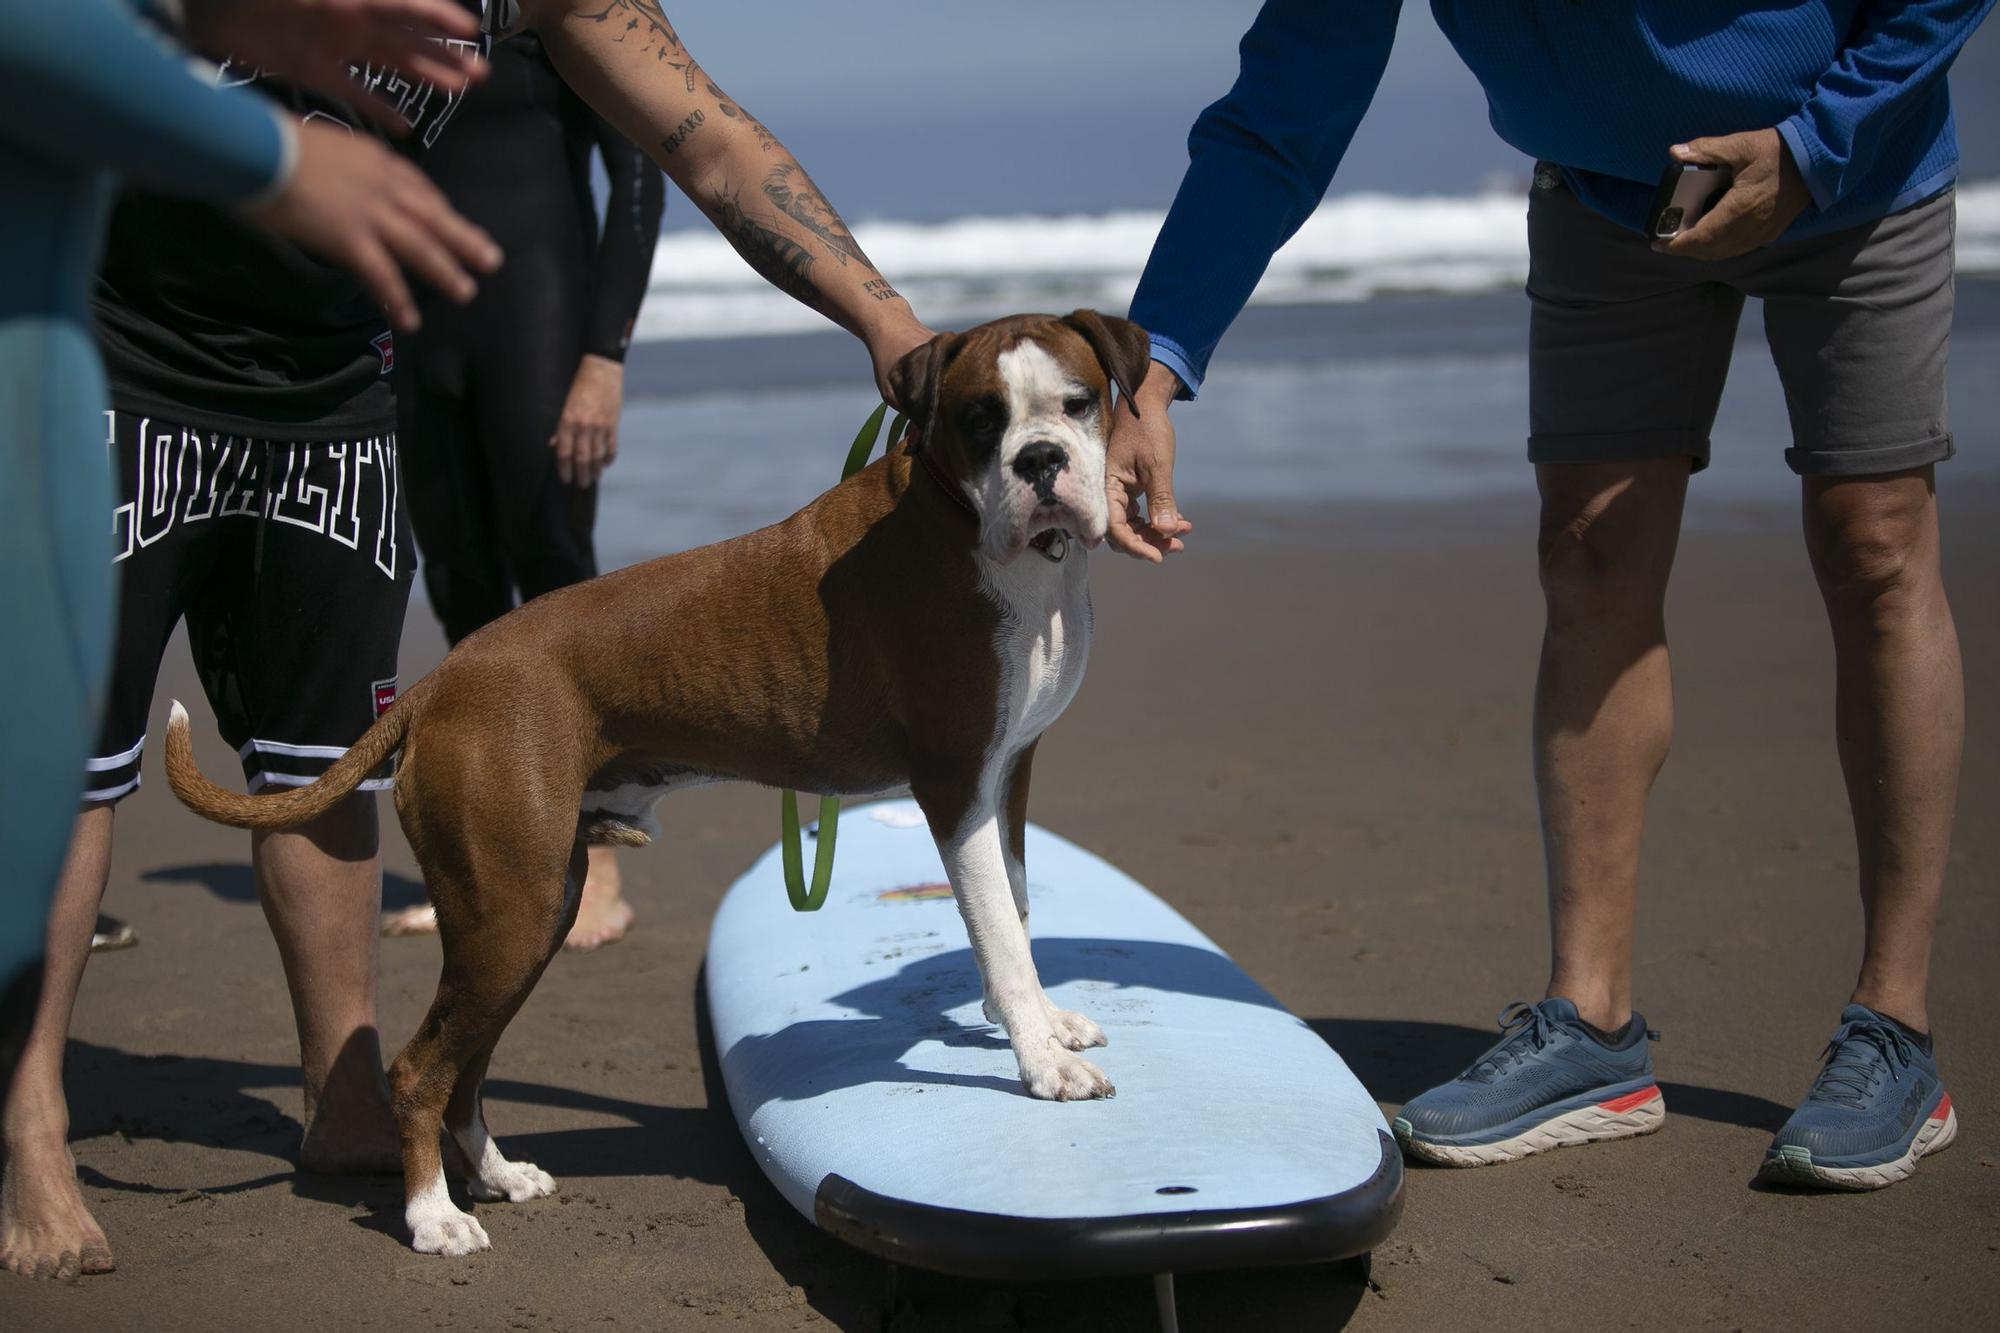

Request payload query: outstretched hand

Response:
[246,118,502,331]
[1104,360,1192,563]
[1654,129,1811,262]
[182,0,489,134]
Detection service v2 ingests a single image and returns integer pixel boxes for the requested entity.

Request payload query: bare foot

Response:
[298,1051,402,1176]
[1,1137,114,1280]
[380,902,438,937]
[563,848,632,952]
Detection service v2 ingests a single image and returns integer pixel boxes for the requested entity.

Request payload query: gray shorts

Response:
[1527,170,1956,476]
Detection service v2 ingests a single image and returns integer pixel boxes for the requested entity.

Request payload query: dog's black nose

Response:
[1012,441,1068,493]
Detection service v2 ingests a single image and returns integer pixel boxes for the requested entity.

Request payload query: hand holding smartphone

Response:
[1647,162,1731,240]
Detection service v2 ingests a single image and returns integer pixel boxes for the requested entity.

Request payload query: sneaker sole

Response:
[1757,1095,1957,1192]
[1395,1085,1665,1167]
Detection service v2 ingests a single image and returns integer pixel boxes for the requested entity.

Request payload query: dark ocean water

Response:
[593,281,2000,568]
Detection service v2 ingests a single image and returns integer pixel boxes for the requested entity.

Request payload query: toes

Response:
[411,1211,491,1256]
[1049,1009,1108,1051]
[468,1161,556,1205]
[81,1244,114,1274]
[1022,1053,1115,1101]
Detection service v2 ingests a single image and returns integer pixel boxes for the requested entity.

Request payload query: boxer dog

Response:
[165,310,1148,1256]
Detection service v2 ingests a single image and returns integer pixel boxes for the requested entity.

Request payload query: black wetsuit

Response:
[397,34,664,644]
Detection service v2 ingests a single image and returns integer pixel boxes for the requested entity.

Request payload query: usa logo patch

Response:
[372,677,398,718]
[371,330,395,374]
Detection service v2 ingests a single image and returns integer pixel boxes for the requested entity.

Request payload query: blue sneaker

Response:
[1393,998,1663,1166]
[1759,1004,1957,1191]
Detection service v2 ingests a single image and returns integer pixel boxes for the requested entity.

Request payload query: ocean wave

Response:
[634,180,2000,342]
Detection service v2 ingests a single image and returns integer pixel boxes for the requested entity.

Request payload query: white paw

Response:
[1020,1049,1115,1101]
[1048,1008,1107,1051]
[409,1205,491,1256]
[467,1159,556,1204]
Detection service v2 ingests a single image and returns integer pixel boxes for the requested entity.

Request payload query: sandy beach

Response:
[3,464,1995,1331]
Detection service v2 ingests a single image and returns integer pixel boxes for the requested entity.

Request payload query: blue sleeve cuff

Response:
[1146,334,1202,402]
[1776,115,1837,214]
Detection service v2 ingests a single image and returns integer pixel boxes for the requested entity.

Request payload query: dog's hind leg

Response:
[392,842,579,1255]
[442,841,586,1206]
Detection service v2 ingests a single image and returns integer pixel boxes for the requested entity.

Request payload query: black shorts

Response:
[84,409,414,802]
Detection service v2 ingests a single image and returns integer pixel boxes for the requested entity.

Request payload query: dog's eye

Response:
[962,398,1004,438]
[1063,395,1095,419]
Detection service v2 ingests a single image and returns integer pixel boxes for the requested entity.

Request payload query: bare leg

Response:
[1803,469,1961,1033]
[1533,460,1691,1031]
[382,845,631,950]
[562,845,632,951]
[251,792,399,1173]
[1,807,116,1279]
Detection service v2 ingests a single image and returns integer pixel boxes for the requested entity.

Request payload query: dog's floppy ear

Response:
[888,331,961,445]
[1062,309,1151,418]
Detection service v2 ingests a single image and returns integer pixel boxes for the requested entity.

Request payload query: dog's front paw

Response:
[409,1204,491,1256]
[466,1158,557,1204]
[1048,1008,1107,1051]
[1021,1049,1115,1101]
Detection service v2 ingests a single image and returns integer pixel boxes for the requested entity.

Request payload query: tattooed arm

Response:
[522,0,931,402]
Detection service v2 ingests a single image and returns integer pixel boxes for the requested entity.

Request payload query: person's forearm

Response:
[532,0,918,343]
[1127,0,1399,399]
[3,0,289,203]
[1777,0,1994,211]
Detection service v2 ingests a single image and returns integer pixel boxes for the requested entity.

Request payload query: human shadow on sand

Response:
[141,861,428,910]
[60,1035,758,1242]
[717,936,1290,1105]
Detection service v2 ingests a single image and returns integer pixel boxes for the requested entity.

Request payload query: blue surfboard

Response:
[705,801,1402,1281]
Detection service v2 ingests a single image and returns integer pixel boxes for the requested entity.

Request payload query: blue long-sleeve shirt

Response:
[0,0,290,328]
[1130,0,1994,398]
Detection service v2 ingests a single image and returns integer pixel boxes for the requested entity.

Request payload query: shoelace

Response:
[1465,1000,1561,1083]
[1810,1019,1916,1108]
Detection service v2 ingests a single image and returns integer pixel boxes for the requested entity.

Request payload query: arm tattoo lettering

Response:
[863,279,901,302]
[661,108,704,155]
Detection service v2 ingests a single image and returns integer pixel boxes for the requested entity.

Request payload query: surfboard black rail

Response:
[813,1129,1403,1281]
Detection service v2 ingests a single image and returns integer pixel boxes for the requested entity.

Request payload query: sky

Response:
[662,1,2000,225]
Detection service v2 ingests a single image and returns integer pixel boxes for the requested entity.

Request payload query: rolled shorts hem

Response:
[1784,434,1955,478]
[1527,429,1709,472]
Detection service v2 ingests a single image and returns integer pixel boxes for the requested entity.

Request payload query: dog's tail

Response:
[164,697,412,830]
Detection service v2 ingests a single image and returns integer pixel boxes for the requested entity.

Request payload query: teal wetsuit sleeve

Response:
[0,0,290,204]
[1127,0,1403,399]
[1776,0,1996,212]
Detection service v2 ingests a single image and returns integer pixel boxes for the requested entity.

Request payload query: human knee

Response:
[1537,500,1663,630]
[1806,482,1934,613]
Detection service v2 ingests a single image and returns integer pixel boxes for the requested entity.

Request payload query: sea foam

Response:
[635,180,2000,342]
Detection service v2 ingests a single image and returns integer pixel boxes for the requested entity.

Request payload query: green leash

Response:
[780,402,911,910]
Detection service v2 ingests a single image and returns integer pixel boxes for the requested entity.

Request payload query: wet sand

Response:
[5,479,1997,1332]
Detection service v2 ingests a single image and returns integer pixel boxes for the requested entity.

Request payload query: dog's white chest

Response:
[985,551,1091,751]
